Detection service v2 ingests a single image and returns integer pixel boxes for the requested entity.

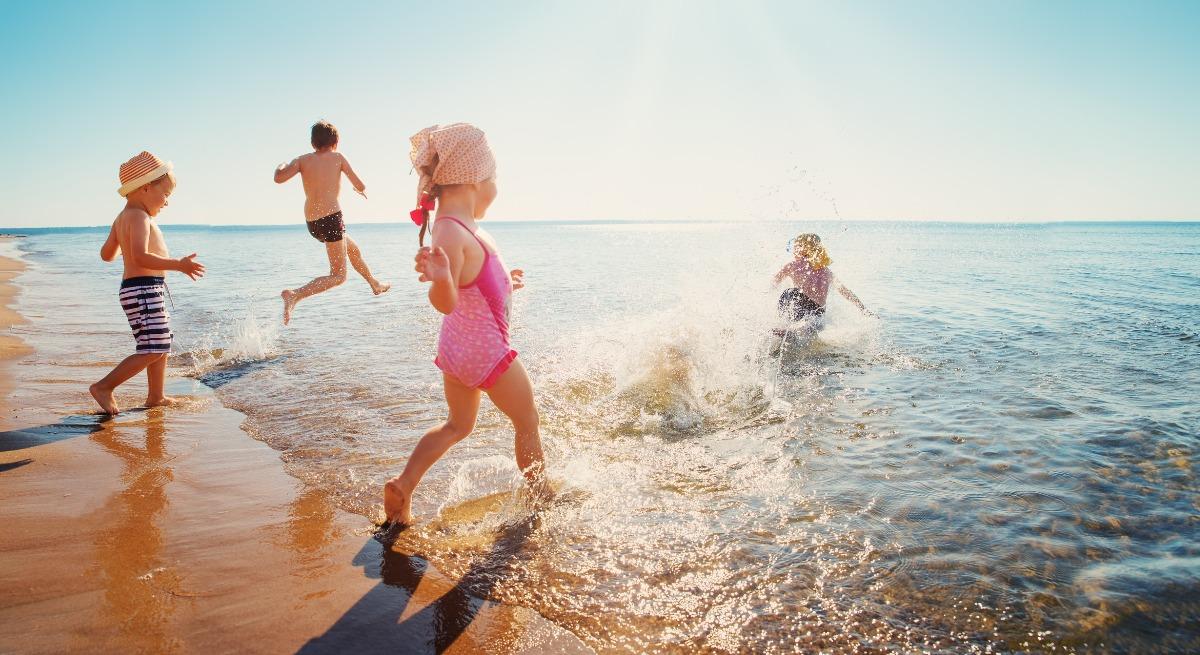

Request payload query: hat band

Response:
[118,162,173,197]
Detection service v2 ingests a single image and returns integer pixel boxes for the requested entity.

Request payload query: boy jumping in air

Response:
[275,120,390,325]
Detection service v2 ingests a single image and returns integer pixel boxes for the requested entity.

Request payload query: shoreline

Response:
[0,240,32,401]
[0,240,589,653]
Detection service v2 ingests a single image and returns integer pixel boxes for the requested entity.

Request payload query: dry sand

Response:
[0,242,590,654]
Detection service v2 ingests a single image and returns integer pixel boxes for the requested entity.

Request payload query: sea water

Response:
[8,220,1199,653]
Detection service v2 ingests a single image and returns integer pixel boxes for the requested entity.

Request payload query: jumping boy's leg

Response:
[144,354,178,407]
[484,359,547,493]
[281,240,348,325]
[384,374,482,526]
[90,353,164,414]
[345,236,390,295]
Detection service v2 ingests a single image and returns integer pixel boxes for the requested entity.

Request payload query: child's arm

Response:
[835,282,872,316]
[418,248,457,314]
[340,155,367,197]
[100,220,121,262]
[417,225,466,314]
[274,158,300,184]
[128,214,206,280]
[772,263,792,286]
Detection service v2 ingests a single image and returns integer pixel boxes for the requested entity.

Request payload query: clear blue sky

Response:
[1,0,1197,227]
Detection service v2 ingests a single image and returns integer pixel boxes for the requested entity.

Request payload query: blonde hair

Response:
[793,233,831,270]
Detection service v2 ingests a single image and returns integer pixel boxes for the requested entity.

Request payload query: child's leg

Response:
[483,359,546,486]
[144,353,177,407]
[90,353,163,414]
[345,236,390,295]
[281,241,349,324]
[384,374,482,525]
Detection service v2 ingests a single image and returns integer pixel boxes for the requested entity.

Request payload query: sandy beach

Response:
[0,243,590,653]
[0,241,31,400]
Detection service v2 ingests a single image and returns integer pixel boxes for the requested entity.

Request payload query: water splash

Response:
[177,312,281,376]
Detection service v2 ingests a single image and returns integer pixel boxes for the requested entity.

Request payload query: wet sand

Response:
[0,244,31,400]
[0,244,590,654]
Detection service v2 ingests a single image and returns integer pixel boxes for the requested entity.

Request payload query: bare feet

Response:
[371,280,391,296]
[281,289,297,325]
[383,478,414,527]
[89,383,120,415]
[373,518,409,546]
[144,395,180,408]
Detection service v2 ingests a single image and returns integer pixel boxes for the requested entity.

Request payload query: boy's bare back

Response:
[277,151,365,221]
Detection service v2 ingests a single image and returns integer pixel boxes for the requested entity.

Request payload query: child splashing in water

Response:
[773,233,872,323]
[381,123,545,534]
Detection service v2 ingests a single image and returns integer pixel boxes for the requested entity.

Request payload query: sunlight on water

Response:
[11,221,1200,653]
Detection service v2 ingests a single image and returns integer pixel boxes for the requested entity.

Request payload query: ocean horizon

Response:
[3,218,1199,235]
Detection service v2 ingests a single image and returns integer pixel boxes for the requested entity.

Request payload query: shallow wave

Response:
[19,222,1199,653]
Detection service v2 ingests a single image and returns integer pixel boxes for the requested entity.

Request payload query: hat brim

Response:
[118,162,174,197]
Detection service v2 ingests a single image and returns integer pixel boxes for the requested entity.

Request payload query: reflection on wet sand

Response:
[83,410,181,654]
[277,484,344,592]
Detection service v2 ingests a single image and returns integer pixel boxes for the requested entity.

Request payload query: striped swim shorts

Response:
[119,276,172,354]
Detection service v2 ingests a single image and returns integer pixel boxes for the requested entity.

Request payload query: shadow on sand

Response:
[297,515,540,654]
[0,457,32,473]
[0,413,107,452]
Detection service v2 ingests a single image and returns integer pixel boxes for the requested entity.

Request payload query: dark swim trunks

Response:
[120,276,172,354]
[307,211,345,243]
[778,287,826,321]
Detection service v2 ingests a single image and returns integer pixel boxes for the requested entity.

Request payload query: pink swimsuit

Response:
[434,217,517,389]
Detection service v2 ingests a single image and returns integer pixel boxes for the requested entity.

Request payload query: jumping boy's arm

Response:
[100,220,121,262]
[274,157,300,184]
[127,214,206,280]
[340,154,366,195]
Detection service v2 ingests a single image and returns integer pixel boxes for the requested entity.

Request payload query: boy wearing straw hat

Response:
[89,151,205,415]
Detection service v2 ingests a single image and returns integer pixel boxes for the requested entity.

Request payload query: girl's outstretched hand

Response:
[416,246,452,284]
[510,268,524,290]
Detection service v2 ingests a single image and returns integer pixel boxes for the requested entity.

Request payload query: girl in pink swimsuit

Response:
[381,124,546,534]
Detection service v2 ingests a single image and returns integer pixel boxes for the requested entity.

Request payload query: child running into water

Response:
[274,120,390,324]
[90,151,206,415]
[773,233,872,322]
[382,123,545,533]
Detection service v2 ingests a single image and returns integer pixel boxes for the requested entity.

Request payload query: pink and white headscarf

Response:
[409,123,496,201]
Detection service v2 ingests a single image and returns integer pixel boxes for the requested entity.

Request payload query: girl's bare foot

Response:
[89,383,120,415]
[371,280,391,296]
[383,478,414,527]
[145,395,180,408]
[280,289,297,325]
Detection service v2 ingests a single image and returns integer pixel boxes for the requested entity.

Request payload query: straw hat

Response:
[118,151,174,197]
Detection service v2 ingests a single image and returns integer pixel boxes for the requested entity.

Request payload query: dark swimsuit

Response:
[778,287,825,321]
[307,211,345,243]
